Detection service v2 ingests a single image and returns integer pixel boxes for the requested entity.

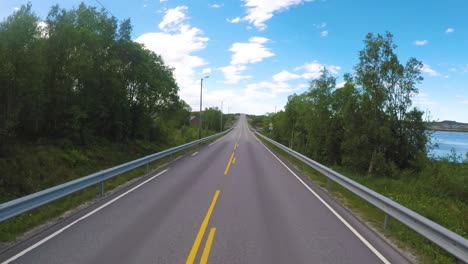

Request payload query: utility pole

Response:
[220,101,223,132]
[199,76,209,139]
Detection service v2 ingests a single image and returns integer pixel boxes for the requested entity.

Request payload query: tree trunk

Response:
[290,126,294,149]
[368,148,377,176]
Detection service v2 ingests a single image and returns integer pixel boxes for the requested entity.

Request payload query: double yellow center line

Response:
[224,143,239,176]
[186,142,240,263]
[224,153,235,176]
[186,190,220,264]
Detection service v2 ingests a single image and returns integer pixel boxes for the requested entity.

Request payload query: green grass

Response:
[0,134,222,243]
[257,136,467,264]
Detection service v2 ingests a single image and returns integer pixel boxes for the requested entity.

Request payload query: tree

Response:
[0,4,45,147]
[304,68,336,163]
[332,76,368,170]
[266,32,428,177]
[202,107,223,132]
[0,3,190,146]
[354,32,427,175]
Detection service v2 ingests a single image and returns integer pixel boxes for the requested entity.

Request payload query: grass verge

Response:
[257,135,466,264]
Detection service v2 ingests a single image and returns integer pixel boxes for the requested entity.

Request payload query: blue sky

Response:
[2,0,468,122]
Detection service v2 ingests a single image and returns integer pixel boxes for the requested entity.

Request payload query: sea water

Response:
[429,131,468,160]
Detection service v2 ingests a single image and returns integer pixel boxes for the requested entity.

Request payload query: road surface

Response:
[0,115,410,264]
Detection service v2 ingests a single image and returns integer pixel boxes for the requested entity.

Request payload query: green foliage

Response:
[0,3,190,146]
[266,32,428,177]
[0,3,202,200]
[247,114,266,127]
[202,107,223,132]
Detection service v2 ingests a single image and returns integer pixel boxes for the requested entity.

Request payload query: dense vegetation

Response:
[0,3,188,146]
[196,107,233,133]
[255,32,467,202]
[0,4,230,201]
[263,32,428,177]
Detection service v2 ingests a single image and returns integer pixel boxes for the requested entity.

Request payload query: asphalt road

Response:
[0,115,410,264]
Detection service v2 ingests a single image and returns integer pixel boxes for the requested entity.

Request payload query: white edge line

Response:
[1,169,169,264]
[209,136,224,147]
[251,131,391,264]
[191,152,199,157]
[209,126,237,147]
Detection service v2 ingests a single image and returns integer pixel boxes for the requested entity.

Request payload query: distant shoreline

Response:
[430,128,468,133]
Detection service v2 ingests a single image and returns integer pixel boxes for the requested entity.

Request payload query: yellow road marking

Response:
[199,228,216,264]
[186,191,220,264]
[224,152,235,176]
[232,156,236,164]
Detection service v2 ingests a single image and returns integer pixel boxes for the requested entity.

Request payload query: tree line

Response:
[199,107,234,132]
[0,3,194,150]
[263,32,429,176]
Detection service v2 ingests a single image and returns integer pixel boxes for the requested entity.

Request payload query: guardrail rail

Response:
[255,131,468,263]
[0,129,232,223]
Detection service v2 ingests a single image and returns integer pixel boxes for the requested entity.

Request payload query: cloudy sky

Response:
[2,0,468,122]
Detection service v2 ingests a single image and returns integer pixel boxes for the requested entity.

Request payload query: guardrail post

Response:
[100,181,104,197]
[326,178,332,191]
[384,213,390,230]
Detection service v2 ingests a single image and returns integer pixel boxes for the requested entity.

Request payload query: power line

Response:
[93,0,137,39]
[94,0,116,18]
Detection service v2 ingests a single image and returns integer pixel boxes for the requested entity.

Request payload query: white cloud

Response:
[230,36,274,65]
[446,28,455,33]
[413,93,439,106]
[219,65,252,84]
[236,0,312,30]
[136,6,209,107]
[245,81,298,95]
[132,6,298,116]
[143,4,147,8]
[414,40,428,46]
[420,63,439,76]
[219,36,274,83]
[158,6,188,32]
[336,81,346,88]
[160,0,168,2]
[314,22,327,28]
[210,4,221,8]
[37,21,49,38]
[295,60,341,79]
[201,86,284,115]
[449,67,457,72]
[461,100,468,104]
[273,70,300,82]
[249,36,269,44]
[13,7,19,11]
[227,17,241,23]
[321,30,328,37]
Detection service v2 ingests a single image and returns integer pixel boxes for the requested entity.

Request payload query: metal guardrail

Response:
[0,129,232,223]
[255,131,468,262]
